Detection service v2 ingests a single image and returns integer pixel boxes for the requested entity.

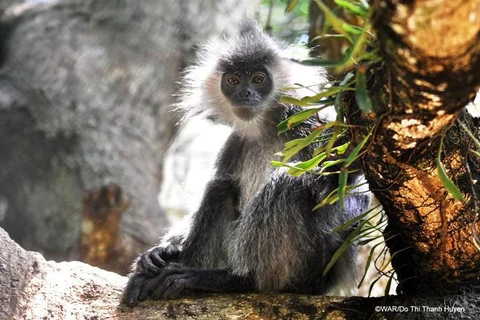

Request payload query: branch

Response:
[2,227,479,318]
[0,227,348,319]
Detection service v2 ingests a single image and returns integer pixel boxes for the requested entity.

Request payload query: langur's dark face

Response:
[220,67,273,121]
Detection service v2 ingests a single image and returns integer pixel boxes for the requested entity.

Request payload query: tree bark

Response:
[345,0,480,294]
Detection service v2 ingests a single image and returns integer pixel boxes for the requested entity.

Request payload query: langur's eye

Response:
[251,74,265,85]
[226,76,240,86]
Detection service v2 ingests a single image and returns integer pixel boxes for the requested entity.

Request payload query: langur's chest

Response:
[236,141,280,211]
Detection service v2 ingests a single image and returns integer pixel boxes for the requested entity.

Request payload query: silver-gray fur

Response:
[122,20,370,306]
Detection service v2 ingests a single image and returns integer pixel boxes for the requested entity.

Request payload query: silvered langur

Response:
[122,20,370,306]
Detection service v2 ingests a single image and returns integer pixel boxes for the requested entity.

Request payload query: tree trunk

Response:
[0,0,253,274]
[345,0,480,294]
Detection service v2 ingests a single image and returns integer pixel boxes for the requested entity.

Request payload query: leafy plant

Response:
[274,0,378,211]
[276,0,396,294]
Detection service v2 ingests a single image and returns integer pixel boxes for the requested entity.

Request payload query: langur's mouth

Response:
[232,106,258,121]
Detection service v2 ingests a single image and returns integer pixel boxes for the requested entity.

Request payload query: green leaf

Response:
[294,153,328,171]
[324,126,342,156]
[358,238,386,287]
[287,167,308,176]
[334,0,369,18]
[332,204,380,232]
[281,86,354,107]
[436,134,465,202]
[323,242,351,276]
[342,24,364,35]
[271,161,285,168]
[277,103,341,134]
[279,121,348,160]
[470,149,480,158]
[283,137,304,149]
[313,137,347,157]
[355,67,373,114]
[340,71,355,86]
[323,217,371,276]
[272,152,329,177]
[281,130,322,162]
[313,180,366,210]
[338,169,348,210]
[277,108,322,132]
[366,245,408,296]
[436,159,464,202]
[311,34,348,41]
[313,187,339,210]
[314,0,355,42]
[344,126,373,167]
[322,234,353,276]
[321,159,346,171]
[270,153,327,176]
[335,141,350,154]
[299,86,353,104]
[367,274,385,297]
[270,161,306,177]
[279,96,303,106]
[356,234,383,246]
[384,272,395,295]
[299,59,351,67]
[285,0,299,13]
[332,28,369,74]
[458,120,480,150]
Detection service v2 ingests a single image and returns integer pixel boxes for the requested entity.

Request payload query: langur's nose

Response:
[239,90,251,98]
